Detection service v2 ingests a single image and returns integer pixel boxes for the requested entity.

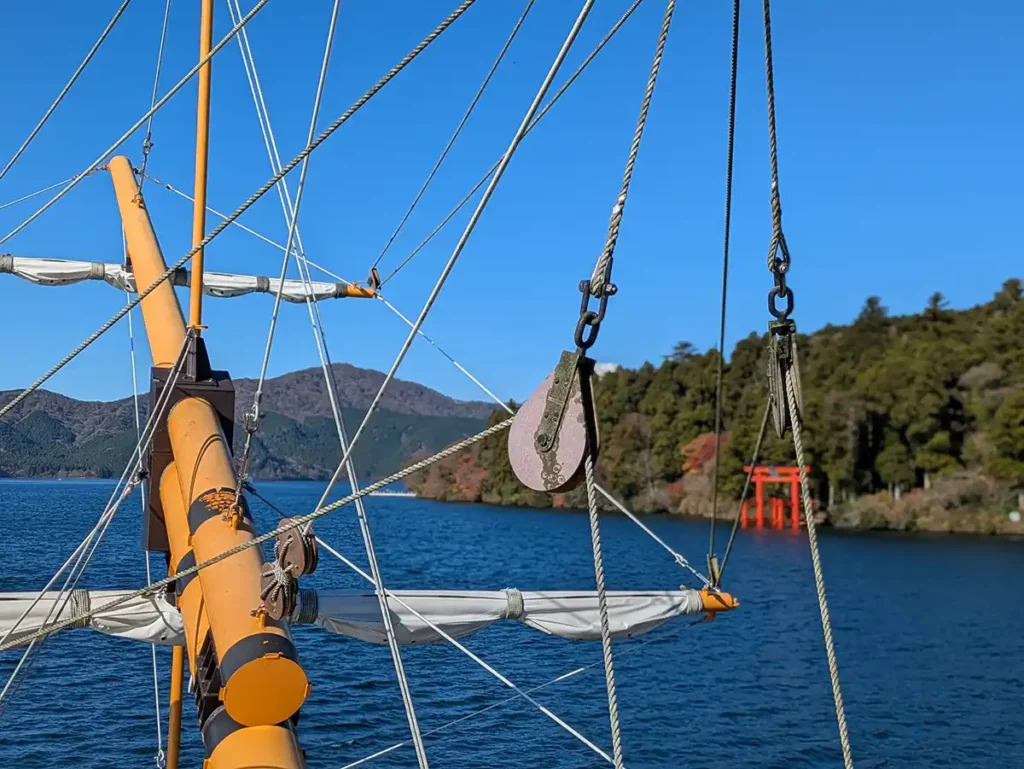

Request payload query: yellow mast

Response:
[188,0,213,333]
[107,5,308,766]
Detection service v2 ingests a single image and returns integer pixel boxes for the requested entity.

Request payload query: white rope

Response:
[137,0,174,193]
[123,228,165,766]
[589,0,674,298]
[785,368,854,769]
[227,3,430,764]
[0,176,79,211]
[0,0,134,181]
[584,453,624,768]
[311,0,598,519]
[0,0,271,247]
[372,0,535,272]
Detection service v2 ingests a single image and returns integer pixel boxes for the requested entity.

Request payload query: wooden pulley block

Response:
[508,351,598,493]
[276,518,318,577]
[260,561,297,621]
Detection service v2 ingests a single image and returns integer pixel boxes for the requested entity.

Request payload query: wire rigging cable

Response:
[137,0,174,192]
[0,0,134,181]
[707,0,741,578]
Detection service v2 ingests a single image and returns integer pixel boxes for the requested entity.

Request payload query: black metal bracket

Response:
[143,353,235,552]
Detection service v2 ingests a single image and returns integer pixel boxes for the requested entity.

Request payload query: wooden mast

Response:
[107,4,308,766]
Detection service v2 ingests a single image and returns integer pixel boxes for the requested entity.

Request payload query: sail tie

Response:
[502,589,525,620]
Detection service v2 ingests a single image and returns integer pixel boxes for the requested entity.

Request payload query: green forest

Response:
[411,279,1024,534]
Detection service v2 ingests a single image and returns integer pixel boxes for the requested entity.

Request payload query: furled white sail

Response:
[300,589,706,644]
[0,255,350,303]
[0,590,184,648]
[0,588,707,648]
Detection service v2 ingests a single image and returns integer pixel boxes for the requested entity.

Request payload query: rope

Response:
[124,229,165,765]
[589,0,674,299]
[708,0,741,569]
[0,0,271,248]
[310,0,596,517]
[584,453,624,768]
[0,0,475,423]
[227,3,431,763]
[378,0,646,289]
[785,369,854,769]
[372,0,535,273]
[0,175,80,211]
[0,0,134,181]
[717,398,771,581]
[137,0,173,193]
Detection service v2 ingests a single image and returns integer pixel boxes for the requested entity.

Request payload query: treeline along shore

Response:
[410,279,1024,536]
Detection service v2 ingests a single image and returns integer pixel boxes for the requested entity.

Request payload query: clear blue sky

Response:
[0,1,1020,405]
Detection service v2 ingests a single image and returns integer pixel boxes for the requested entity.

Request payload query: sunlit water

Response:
[0,479,1021,768]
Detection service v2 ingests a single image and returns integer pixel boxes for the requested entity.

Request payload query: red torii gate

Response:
[741,465,811,530]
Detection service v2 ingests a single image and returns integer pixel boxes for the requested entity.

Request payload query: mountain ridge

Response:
[0,363,492,480]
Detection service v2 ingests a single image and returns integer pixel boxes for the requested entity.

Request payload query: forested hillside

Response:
[410,279,1024,534]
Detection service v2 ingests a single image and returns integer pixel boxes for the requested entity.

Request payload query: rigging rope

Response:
[785,370,854,769]
[707,0,741,577]
[378,0,646,289]
[137,0,174,194]
[124,230,165,767]
[372,0,535,274]
[576,4,677,764]
[0,0,270,248]
[0,0,476,423]
[716,399,770,581]
[311,0,597,517]
[226,2,431,763]
[0,0,135,182]
[584,454,623,769]
[588,0,674,300]
[0,175,82,211]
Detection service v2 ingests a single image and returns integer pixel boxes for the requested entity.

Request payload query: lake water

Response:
[0,479,1021,768]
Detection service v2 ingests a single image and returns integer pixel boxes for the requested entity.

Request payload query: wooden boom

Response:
[109,154,308,768]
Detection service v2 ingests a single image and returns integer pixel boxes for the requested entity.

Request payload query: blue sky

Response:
[0,1,1020,406]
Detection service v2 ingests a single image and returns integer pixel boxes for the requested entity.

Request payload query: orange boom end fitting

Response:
[698,589,739,619]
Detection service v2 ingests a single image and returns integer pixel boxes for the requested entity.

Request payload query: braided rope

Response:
[590,0,675,297]
[0,417,514,654]
[785,369,854,769]
[0,0,477,423]
[584,453,624,769]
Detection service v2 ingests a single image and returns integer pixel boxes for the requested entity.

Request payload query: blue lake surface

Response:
[0,479,1021,768]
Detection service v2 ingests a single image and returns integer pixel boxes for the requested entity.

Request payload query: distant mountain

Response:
[0,364,491,481]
